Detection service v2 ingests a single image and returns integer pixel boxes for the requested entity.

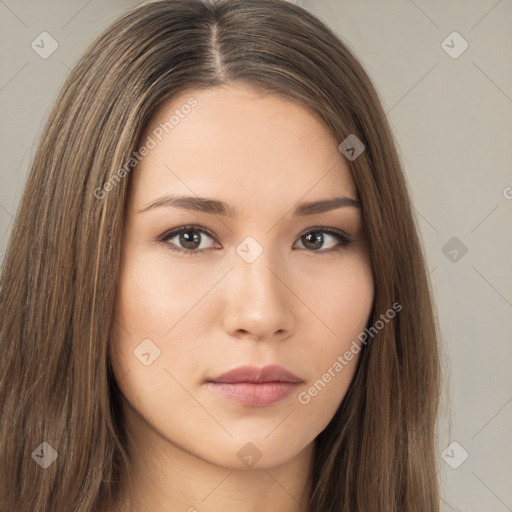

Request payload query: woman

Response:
[0,0,441,510]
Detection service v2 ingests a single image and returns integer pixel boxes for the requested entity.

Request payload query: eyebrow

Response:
[138,194,361,216]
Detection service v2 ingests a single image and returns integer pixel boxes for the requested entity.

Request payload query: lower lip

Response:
[206,382,300,406]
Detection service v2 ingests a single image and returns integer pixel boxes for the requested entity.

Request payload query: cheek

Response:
[303,247,374,339]
[109,256,192,424]
[109,252,214,386]
[114,252,207,337]
[110,256,166,379]
[298,249,373,398]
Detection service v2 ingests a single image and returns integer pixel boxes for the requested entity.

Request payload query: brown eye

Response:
[157,225,354,256]
[158,226,218,255]
[296,228,354,254]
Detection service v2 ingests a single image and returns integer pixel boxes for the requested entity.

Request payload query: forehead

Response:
[132,84,357,206]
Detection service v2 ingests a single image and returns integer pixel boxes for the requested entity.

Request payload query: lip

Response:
[207,364,303,384]
[205,364,304,407]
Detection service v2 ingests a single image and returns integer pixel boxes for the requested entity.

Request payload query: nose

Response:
[222,249,294,342]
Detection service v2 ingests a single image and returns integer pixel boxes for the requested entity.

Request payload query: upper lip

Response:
[207,364,303,384]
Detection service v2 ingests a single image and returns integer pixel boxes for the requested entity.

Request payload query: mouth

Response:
[205,364,304,407]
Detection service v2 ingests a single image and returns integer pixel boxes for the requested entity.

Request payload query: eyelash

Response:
[157,225,355,256]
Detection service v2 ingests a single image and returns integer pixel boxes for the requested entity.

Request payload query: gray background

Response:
[1,1,511,510]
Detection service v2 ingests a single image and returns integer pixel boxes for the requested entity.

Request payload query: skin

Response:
[110,83,374,512]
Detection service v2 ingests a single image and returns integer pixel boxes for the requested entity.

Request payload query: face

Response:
[110,83,374,471]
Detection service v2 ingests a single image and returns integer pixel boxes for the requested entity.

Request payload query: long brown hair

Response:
[0,0,441,510]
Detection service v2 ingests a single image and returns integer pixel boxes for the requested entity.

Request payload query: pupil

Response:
[180,231,200,249]
[304,232,323,250]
